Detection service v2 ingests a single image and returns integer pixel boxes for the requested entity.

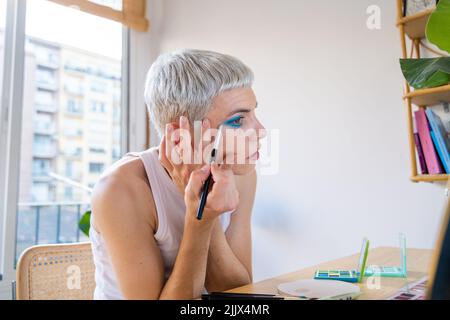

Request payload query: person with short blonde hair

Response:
[90,49,265,299]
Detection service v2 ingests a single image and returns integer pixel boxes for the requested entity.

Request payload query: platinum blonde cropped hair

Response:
[144,49,255,137]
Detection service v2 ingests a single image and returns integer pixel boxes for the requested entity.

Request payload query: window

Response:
[64,142,83,158]
[89,100,107,113]
[64,186,73,200]
[34,113,55,134]
[13,0,125,265]
[35,90,56,112]
[89,162,105,173]
[36,47,59,67]
[36,67,57,89]
[66,98,83,115]
[33,135,56,158]
[35,90,54,105]
[65,160,73,177]
[31,183,52,202]
[32,159,51,177]
[89,146,107,154]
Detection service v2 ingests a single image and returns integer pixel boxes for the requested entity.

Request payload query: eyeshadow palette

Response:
[314,238,369,283]
[364,266,406,277]
[387,277,428,300]
[314,270,359,283]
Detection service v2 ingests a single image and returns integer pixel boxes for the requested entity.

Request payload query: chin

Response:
[231,163,256,175]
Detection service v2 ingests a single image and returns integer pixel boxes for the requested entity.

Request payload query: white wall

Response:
[134,0,447,281]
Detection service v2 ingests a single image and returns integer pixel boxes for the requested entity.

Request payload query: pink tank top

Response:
[90,147,233,299]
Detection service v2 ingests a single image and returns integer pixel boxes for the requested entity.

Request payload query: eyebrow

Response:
[226,102,258,117]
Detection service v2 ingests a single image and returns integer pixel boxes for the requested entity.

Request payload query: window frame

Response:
[0,0,130,298]
[0,0,27,291]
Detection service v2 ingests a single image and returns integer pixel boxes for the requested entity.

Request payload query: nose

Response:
[255,119,267,140]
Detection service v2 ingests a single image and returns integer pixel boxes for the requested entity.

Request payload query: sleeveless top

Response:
[89,146,233,299]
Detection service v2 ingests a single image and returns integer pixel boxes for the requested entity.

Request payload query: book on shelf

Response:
[414,132,429,174]
[426,108,450,173]
[431,131,448,173]
[414,109,443,174]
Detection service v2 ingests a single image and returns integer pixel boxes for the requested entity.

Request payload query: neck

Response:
[156,146,175,181]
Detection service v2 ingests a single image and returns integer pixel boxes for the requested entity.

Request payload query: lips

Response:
[247,142,261,160]
[248,150,259,160]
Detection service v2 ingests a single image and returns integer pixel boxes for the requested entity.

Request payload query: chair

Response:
[15,242,96,300]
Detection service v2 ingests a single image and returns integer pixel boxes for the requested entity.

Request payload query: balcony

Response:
[64,148,83,159]
[34,123,56,136]
[16,202,90,263]
[36,79,58,91]
[36,57,59,70]
[35,103,58,113]
[33,144,57,158]
[32,171,53,182]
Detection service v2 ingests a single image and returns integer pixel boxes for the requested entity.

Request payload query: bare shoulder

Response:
[91,156,157,233]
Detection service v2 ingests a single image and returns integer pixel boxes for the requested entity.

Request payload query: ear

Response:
[168,121,180,129]
[164,121,181,146]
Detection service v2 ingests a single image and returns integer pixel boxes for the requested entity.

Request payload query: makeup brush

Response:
[196,124,224,220]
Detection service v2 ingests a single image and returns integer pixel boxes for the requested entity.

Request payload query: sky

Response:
[25,0,123,60]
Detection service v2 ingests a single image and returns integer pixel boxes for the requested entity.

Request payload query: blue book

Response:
[425,108,450,173]
[431,131,448,173]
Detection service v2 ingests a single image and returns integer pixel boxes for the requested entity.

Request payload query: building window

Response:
[89,162,105,173]
[64,186,73,200]
[36,67,57,88]
[64,144,83,157]
[65,160,73,178]
[89,147,106,154]
[67,99,83,115]
[32,159,51,176]
[31,183,50,202]
[35,90,55,107]
[89,100,107,113]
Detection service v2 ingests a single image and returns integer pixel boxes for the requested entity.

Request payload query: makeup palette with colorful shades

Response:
[314,238,370,283]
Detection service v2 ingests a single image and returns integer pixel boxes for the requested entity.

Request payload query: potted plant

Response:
[400,0,450,88]
[79,209,91,237]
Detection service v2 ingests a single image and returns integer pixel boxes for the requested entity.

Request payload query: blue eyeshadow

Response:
[223,115,243,128]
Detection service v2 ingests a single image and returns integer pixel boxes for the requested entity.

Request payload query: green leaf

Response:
[426,0,450,54]
[79,210,91,238]
[400,57,450,89]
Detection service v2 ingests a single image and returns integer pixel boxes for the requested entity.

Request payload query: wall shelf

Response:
[396,9,434,40]
[411,174,449,182]
[396,0,449,183]
[404,84,450,107]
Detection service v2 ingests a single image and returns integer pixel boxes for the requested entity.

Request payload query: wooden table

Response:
[226,247,433,300]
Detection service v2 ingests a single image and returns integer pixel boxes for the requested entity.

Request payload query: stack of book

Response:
[414,108,450,174]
